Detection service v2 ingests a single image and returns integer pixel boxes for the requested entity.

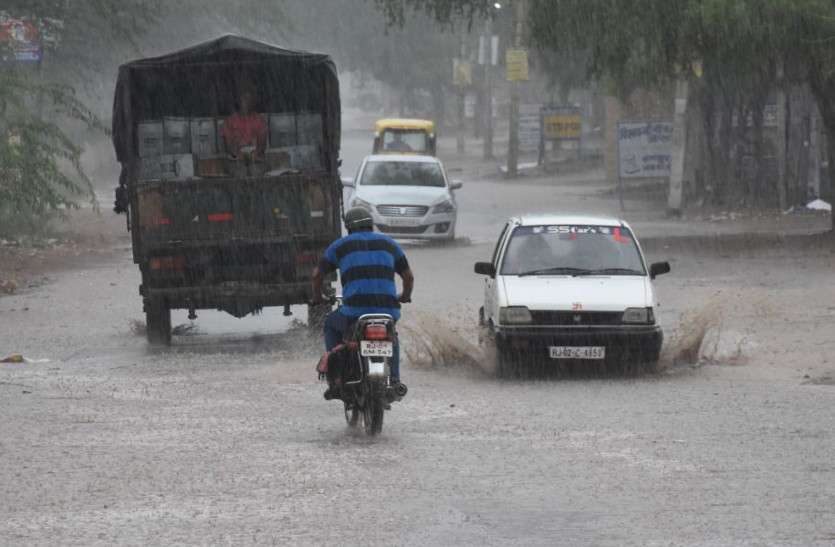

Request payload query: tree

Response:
[279,0,463,124]
[376,0,835,232]
[0,1,158,236]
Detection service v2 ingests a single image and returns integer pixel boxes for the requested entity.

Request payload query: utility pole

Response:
[457,34,466,154]
[667,79,689,215]
[506,0,526,177]
[482,23,495,160]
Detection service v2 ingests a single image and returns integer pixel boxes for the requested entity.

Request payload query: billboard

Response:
[453,58,472,87]
[617,121,673,179]
[0,14,42,63]
[542,106,582,141]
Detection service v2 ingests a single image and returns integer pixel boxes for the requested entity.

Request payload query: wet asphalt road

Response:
[2,132,835,545]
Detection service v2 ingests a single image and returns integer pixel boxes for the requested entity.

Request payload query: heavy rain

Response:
[1,1,834,545]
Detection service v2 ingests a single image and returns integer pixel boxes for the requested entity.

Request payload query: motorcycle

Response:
[318,298,408,436]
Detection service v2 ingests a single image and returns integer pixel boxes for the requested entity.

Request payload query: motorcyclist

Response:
[311,207,414,398]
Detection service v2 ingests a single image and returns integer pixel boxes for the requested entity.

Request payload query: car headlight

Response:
[351,197,374,211]
[622,307,654,324]
[500,306,532,325]
[432,199,455,214]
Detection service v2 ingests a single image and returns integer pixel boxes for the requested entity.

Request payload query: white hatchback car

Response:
[475,214,671,376]
[343,154,461,240]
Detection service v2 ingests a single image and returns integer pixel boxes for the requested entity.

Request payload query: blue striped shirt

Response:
[319,231,409,319]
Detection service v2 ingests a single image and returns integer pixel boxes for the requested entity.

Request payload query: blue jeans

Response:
[324,310,400,381]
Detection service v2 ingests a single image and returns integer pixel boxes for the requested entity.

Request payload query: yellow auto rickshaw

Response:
[373,118,436,156]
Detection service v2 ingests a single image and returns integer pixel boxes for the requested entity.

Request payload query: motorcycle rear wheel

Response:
[363,399,384,436]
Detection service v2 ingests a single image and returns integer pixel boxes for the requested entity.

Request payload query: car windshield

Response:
[360,160,445,187]
[382,130,428,153]
[500,225,646,276]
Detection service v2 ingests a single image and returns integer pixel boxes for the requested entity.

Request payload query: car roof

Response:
[364,154,441,164]
[514,214,627,227]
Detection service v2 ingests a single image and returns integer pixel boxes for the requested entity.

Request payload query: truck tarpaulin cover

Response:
[112,35,340,168]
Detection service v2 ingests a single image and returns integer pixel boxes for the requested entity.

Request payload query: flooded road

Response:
[1,131,835,545]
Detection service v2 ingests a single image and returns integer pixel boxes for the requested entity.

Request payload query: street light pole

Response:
[482,17,494,160]
[457,34,466,154]
[507,0,525,177]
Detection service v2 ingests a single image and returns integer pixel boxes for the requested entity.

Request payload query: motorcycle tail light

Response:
[364,324,388,340]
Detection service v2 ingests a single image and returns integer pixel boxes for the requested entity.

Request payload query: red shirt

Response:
[222,113,267,156]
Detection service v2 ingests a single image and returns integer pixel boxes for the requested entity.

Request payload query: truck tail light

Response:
[295,252,318,266]
[149,256,186,271]
[207,212,233,222]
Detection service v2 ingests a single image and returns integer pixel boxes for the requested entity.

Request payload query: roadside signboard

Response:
[0,14,42,63]
[542,106,582,141]
[506,49,529,81]
[617,121,673,179]
[453,58,472,87]
[518,103,541,154]
[478,35,499,66]
[464,94,476,119]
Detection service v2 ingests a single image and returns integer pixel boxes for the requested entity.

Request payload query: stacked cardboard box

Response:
[136,112,324,180]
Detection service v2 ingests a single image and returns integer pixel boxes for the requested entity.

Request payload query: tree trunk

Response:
[734,102,750,205]
[751,99,766,207]
[716,99,734,205]
[431,84,445,130]
[701,86,717,206]
[807,68,835,233]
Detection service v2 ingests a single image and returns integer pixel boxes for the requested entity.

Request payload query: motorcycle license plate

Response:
[361,341,393,357]
[549,346,605,360]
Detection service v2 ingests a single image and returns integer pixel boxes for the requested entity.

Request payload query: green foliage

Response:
[0,1,158,237]
[0,66,101,236]
[280,0,464,118]
[372,0,493,28]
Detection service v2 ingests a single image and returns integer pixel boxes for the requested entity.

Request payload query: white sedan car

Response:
[475,214,671,377]
[343,154,462,240]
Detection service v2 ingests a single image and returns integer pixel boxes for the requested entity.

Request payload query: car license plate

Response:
[361,341,393,357]
[549,346,605,360]
[388,217,421,227]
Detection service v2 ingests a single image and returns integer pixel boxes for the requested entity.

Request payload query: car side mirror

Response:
[341,177,354,188]
[474,262,496,277]
[650,261,671,279]
[450,180,463,191]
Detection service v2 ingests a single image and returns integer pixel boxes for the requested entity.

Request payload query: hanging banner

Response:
[0,14,42,63]
[617,121,673,179]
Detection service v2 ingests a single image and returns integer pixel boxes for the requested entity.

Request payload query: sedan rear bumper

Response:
[373,210,456,240]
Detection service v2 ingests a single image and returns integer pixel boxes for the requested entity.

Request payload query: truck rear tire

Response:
[145,298,171,346]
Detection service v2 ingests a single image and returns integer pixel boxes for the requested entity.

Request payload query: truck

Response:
[112,35,341,344]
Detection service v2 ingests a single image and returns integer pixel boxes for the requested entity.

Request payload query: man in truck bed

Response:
[221,88,267,160]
